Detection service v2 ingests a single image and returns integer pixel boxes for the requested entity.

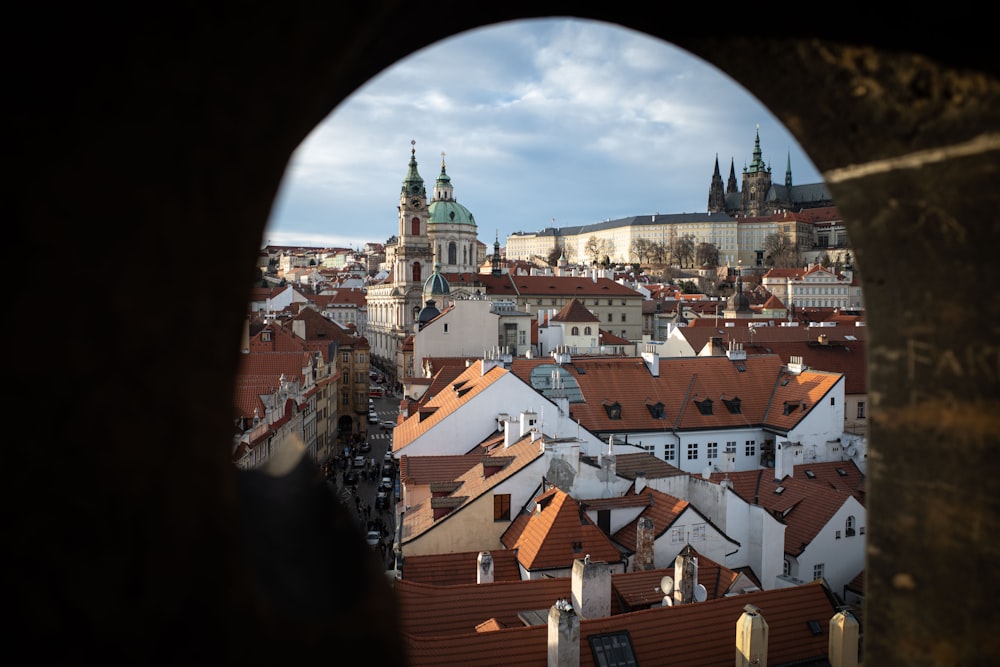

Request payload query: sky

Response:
[264,18,823,250]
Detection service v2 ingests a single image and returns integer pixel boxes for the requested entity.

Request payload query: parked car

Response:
[379,476,392,492]
[381,462,394,477]
[366,530,380,547]
[359,440,371,453]
[375,491,388,510]
[380,420,396,429]
[353,455,365,468]
[367,411,378,424]
[344,469,358,486]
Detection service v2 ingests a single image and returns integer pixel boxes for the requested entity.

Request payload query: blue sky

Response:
[264,18,823,250]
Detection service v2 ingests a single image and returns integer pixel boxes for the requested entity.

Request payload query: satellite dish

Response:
[847,445,858,457]
[661,596,673,607]
[694,584,708,602]
[701,466,712,480]
[660,575,674,594]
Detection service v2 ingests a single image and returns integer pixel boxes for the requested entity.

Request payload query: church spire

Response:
[401,139,425,198]
[708,153,726,213]
[492,230,502,277]
[785,150,793,189]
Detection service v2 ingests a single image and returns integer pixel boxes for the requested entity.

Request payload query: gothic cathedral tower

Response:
[740,125,772,217]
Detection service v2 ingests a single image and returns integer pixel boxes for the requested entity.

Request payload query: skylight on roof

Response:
[774,486,785,494]
[589,631,638,667]
[805,470,816,478]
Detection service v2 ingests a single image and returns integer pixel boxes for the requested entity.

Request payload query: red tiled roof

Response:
[500,487,623,571]
[400,549,522,585]
[708,461,865,556]
[550,298,599,323]
[400,580,839,667]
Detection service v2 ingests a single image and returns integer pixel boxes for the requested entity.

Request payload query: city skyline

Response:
[264,18,823,250]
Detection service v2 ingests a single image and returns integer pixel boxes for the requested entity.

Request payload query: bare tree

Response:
[584,236,614,265]
[762,232,800,268]
[546,244,563,266]
[630,237,654,264]
[671,234,695,268]
[696,242,720,267]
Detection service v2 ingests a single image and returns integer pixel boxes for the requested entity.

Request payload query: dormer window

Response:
[646,401,665,419]
[694,398,713,415]
[603,401,622,419]
[723,397,742,414]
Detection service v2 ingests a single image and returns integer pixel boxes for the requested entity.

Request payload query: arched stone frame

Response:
[10,9,998,667]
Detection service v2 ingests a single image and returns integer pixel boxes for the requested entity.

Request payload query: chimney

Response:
[641,342,660,376]
[787,356,804,374]
[547,599,579,667]
[571,556,611,619]
[503,418,517,448]
[774,441,801,481]
[633,516,655,571]
[519,410,538,437]
[735,604,769,667]
[828,609,860,667]
[673,545,698,605]
[477,551,494,584]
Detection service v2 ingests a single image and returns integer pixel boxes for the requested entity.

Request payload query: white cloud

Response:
[265,18,822,249]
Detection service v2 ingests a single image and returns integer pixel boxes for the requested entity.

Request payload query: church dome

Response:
[423,262,450,299]
[428,199,476,225]
[416,299,441,329]
[427,154,476,226]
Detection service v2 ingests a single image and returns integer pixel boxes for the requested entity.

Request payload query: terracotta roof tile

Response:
[400,580,839,667]
[500,487,623,571]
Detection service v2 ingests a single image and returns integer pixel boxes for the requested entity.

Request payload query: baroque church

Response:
[708,126,833,217]
[366,142,484,384]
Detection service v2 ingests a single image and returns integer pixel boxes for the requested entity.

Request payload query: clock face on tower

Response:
[411,198,420,206]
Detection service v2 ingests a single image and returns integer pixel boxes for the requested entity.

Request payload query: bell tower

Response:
[741,125,772,217]
[395,140,432,286]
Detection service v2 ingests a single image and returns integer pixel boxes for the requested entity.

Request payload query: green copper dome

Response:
[423,262,450,298]
[427,153,476,226]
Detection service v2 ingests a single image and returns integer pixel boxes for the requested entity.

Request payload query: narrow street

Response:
[321,391,399,570]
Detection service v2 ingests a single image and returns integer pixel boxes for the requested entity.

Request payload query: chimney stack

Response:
[571,556,611,619]
[828,609,860,667]
[633,517,655,571]
[477,551,494,584]
[547,599,579,667]
[736,604,769,667]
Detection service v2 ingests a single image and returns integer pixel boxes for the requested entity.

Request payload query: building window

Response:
[745,440,756,456]
[783,560,790,576]
[603,401,622,419]
[707,442,718,459]
[571,326,579,335]
[857,401,866,418]
[725,441,736,454]
[694,398,713,415]
[584,327,591,335]
[691,524,706,541]
[494,493,511,521]
[443,323,449,333]
[342,352,350,362]
[670,526,685,544]
[687,442,698,460]
[813,563,825,580]
[830,397,836,405]
[519,330,526,345]
[846,515,856,537]
[607,313,613,322]
[664,443,675,461]
[607,299,613,306]
[620,313,626,322]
